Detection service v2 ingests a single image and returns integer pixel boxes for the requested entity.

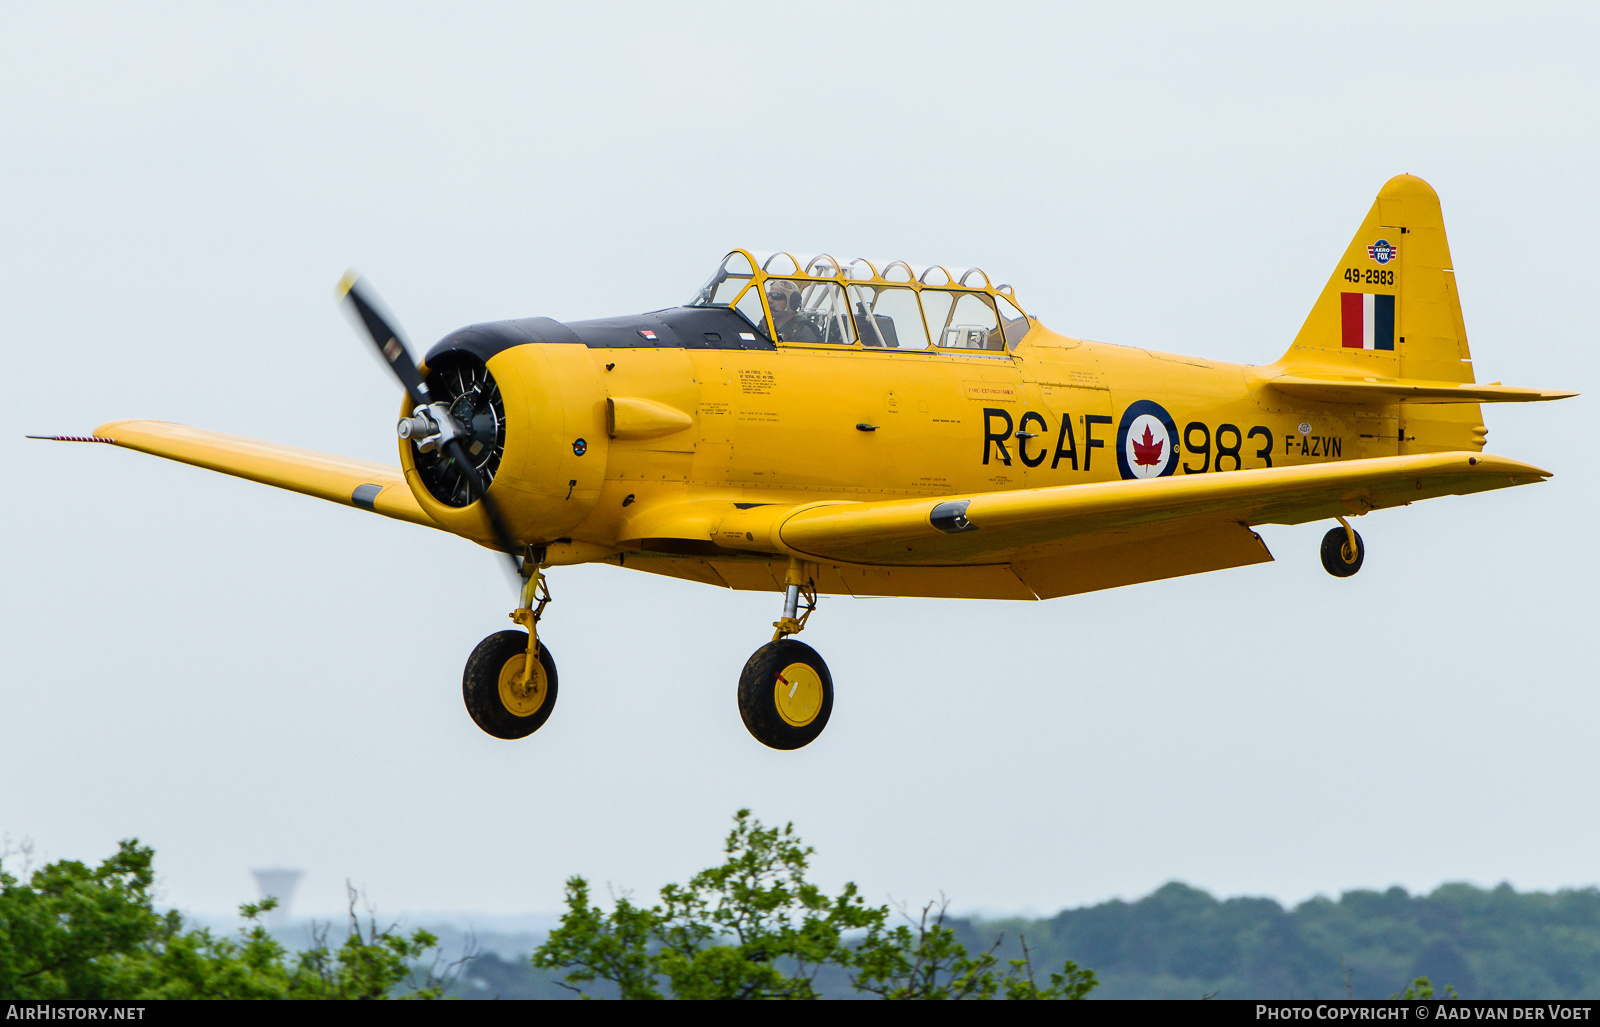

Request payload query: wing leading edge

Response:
[606,451,1548,598]
[702,451,1547,568]
[82,419,436,528]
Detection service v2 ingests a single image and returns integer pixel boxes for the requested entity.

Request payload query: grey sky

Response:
[2,2,1595,920]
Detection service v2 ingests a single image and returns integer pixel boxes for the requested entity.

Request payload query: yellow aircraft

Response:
[34,174,1574,750]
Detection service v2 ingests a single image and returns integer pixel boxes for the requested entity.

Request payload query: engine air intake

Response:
[415,351,506,507]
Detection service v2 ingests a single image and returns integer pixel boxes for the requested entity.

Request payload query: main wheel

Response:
[738,639,833,750]
[1320,526,1365,577]
[463,630,558,739]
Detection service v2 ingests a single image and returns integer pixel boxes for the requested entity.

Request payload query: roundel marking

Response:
[572,438,588,456]
[1116,400,1179,480]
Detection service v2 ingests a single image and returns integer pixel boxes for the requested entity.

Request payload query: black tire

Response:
[738,639,833,750]
[463,630,558,739]
[1320,526,1365,577]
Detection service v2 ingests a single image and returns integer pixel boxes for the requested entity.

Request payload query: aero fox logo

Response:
[1117,401,1179,480]
[1367,239,1397,265]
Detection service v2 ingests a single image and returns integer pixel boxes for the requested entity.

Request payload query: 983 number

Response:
[1182,422,1274,473]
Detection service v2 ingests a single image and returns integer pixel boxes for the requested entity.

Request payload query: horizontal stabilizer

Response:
[41,420,439,529]
[1264,373,1577,405]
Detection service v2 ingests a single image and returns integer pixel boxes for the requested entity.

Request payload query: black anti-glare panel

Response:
[423,307,773,366]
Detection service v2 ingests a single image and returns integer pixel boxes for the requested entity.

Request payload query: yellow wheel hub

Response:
[774,662,823,727]
[497,652,548,718]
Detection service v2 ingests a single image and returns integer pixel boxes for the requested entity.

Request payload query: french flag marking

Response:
[1340,292,1395,350]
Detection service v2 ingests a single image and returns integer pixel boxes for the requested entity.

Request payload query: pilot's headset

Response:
[767,279,802,313]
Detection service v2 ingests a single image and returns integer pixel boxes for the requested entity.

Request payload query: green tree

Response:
[1391,976,1459,1000]
[851,900,1096,1000]
[0,838,167,998]
[0,838,446,999]
[532,810,1097,1000]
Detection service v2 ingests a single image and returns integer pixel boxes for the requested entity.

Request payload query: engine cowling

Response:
[398,321,607,550]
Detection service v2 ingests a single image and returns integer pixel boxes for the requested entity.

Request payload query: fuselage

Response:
[401,306,1482,561]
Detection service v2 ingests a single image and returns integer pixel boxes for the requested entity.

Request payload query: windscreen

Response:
[688,252,768,334]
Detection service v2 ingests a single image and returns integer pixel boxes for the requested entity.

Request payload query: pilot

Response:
[767,280,821,344]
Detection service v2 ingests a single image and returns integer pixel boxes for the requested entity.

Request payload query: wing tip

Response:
[1468,452,1553,479]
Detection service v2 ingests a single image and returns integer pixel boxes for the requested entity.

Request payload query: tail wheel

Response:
[463,630,558,739]
[1320,526,1365,577]
[738,639,833,750]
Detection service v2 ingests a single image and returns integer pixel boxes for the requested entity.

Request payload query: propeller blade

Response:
[337,272,523,581]
[338,271,431,408]
[442,437,523,577]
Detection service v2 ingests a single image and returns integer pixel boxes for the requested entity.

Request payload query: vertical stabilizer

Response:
[1281,175,1475,385]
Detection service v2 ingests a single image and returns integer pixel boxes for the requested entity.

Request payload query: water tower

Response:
[250,868,304,928]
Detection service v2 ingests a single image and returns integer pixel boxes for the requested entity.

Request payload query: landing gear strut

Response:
[1320,517,1365,577]
[462,560,559,739]
[738,559,833,750]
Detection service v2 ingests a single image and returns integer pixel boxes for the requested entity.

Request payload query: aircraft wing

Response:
[56,419,437,528]
[711,451,1548,567]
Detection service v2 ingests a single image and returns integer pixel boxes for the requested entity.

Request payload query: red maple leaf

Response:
[1132,424,1164,467]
